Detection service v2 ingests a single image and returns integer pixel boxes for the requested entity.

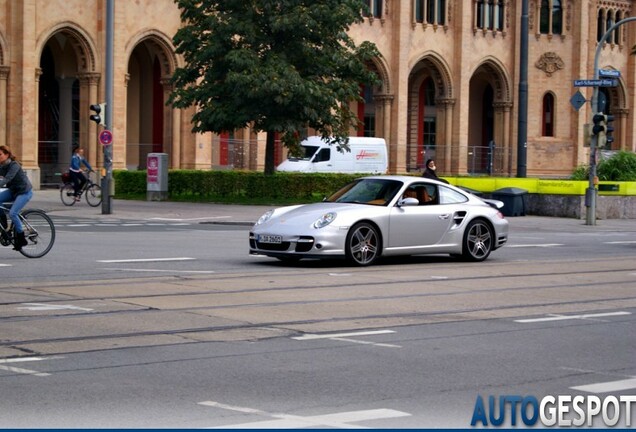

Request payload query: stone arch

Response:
[125,30,180,169]
[36,22,98,72]
[467,57,513,175]
[406,52,454,172]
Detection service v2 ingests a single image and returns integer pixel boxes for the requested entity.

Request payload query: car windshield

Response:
[326,179,403,206]
[287,145,319,161]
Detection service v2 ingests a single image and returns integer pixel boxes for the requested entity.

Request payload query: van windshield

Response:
[288,145,319,161]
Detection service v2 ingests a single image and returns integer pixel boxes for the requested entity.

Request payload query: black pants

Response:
[70,171,87,196]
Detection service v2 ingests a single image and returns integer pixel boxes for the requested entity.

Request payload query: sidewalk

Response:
[31,189,270,225]
[30,188,636,232]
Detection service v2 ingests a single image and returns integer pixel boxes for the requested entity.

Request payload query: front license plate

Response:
[258,234,282,244]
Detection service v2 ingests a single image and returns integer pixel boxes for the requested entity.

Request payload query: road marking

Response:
[293,330,400,348]
[17,303,94,312]
[96,257,196,263]
[102,268,215,274]
[506,243,564,248]
[0,356,62,377]
[571,377,636,393]
[198,400,411,429]
[0,263,11,267]
[515,311,631,323]
[293,330,395,340]
[151,216,230,221]
[605,240,636,244]
[329,273,352,277]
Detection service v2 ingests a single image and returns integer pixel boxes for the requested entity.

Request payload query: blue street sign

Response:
[570,91,587,111]
[599,69,620,78]
[573,79,617,87]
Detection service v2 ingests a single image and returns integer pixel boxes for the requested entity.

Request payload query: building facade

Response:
[0,0,634,187]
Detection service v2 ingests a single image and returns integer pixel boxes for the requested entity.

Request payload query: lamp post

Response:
[517,0,528,178]
[102,0,114,214]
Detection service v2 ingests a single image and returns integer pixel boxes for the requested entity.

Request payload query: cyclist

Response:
[0,145,32,250]
[69,146,93,201]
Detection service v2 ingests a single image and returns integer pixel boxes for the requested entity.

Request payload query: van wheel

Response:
[345,222,381,266]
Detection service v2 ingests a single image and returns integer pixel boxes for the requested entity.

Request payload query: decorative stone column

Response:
[375,94,395,171]
[78,72,101,169]
[438,97,456,174]
[0,66,9,148]
[493,101,512,175]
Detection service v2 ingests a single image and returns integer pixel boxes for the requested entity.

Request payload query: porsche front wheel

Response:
[345,222,381,266]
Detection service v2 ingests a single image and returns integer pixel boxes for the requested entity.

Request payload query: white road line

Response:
[199,401,410,429]
[17,303,94,312]
[151,216,231,221]
[515,311,631,323]
[0,365,50,377]
[0,263,11,267]
[293,330,395,340]
[0,356,62,364]
[96,257,196,263]
[331,337,401,348]
[605,240,636,244]
[102,268,215,274]
[506,243,564,248]
[328,273,352,277]
[571,378,636,393]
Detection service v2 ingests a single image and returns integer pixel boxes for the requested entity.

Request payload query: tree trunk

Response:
[265,130,276,175]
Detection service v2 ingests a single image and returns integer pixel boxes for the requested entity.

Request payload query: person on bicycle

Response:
[0,145,32,250]
[69,146,93,201]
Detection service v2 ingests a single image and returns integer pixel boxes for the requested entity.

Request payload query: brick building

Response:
[0,0,634,187]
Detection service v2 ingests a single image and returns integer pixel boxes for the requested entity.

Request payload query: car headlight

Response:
[313,212,336,229]
[256,210,274,225]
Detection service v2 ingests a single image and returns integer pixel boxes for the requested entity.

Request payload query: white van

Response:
[276,136,388,174]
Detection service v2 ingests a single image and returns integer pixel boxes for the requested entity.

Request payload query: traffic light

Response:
[89,103,106,127]
[591,112,615,149]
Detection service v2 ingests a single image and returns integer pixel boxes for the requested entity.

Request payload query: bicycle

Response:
[60,170,102,207]
[0,204,56,258]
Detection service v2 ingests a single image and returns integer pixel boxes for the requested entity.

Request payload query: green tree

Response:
[170,0,381,174]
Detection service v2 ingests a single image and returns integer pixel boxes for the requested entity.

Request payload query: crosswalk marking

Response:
[572,377,636,393]
[199,400,411,429]
[515,311,631,323]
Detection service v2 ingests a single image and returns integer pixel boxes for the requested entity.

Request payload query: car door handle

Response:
[438,214,450,220]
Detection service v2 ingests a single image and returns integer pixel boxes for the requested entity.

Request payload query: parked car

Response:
[249,176,509,266]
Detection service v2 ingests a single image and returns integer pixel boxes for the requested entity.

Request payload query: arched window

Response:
[474,0,504,31]
[363,0,383,18]
[542,93,555,137]
[540,0,550,34]
[614,11,622,44]
[551,0,562,34]
[415,0,447,26]
[597,9,605,42]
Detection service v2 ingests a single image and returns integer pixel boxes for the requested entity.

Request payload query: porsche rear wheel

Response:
[345,222,381,266]
[461,219,493,262]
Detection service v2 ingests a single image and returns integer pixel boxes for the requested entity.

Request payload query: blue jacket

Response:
[70,153,92,172]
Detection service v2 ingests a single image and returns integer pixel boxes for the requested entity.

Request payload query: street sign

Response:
[573,79,618,87]
[99,129,113,146]
[599,69,620,78]
[570,91,587,111]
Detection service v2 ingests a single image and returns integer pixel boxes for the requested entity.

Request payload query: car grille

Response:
[253,241,291,251]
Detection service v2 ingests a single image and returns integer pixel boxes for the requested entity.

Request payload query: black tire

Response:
[345,222,381,266]
[18,210,56,258]
[60,183,77,206]
[461,219,493,262]
[85,183,102,207]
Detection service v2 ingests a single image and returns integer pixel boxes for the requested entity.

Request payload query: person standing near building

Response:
[422,159,449,184]
[0,145,33,250]
[69,146,93,201]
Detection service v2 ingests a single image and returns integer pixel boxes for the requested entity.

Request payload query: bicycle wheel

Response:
[60,183,77,206]
[85,183,102,207]
[18,210,56,258]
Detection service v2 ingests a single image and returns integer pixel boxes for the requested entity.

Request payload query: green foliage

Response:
[570,151,636,181]
[169,0,381,174]
[113,170,357,203]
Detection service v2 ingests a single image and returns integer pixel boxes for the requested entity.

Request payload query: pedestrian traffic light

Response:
[89,103,106,127]
[603,113,615,149]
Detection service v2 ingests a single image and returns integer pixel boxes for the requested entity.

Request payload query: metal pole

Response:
[517,0,528,178]
[102,0,114,214]
[586,16,636,225]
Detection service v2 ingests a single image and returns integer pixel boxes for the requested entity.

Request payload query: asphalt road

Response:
[0,191,634,428]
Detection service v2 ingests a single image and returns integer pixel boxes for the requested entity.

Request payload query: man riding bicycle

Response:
[0,145,32,251]
[70,146,92,201]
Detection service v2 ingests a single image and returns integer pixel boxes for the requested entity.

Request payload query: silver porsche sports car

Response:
[249,176,508,266]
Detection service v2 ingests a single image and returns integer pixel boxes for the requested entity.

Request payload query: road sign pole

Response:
[102,0,114,215]
[586,16,636,225]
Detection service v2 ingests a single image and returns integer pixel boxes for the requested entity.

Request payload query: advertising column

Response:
[147,153,168,201]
